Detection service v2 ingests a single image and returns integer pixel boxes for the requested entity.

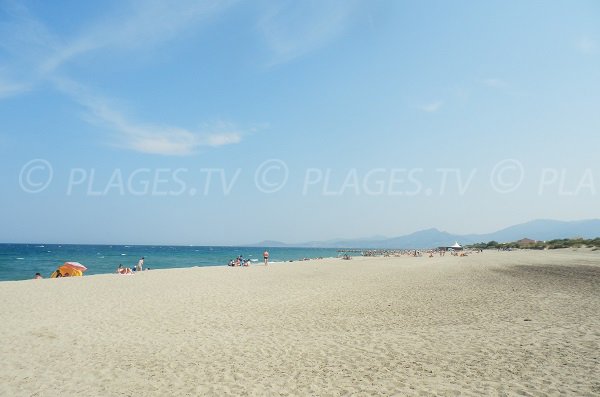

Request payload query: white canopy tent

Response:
[437,242,464,251]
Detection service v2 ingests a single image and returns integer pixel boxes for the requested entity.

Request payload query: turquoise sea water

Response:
[0,244,344,282]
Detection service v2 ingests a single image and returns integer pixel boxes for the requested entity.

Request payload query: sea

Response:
[0,244,345,282]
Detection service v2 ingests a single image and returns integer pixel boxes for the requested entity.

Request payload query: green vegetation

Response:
[468,238,600,250]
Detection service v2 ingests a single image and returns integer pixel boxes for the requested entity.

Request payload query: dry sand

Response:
[0,249,599,396]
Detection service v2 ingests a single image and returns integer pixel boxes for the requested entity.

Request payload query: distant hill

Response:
[246,219,600,249]
[473,219,600,243]
[250,240,291,248]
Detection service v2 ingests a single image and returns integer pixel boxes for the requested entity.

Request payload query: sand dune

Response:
[1,249,599,396]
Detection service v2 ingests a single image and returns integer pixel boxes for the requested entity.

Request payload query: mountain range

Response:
[248,219,600,249]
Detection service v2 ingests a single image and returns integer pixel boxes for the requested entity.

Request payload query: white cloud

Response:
[576,36,596,55]
[197,121,245,147]
[418,100,443,113]
[202,133,242,147]
[258,0,359,66]
[54,78,244,156]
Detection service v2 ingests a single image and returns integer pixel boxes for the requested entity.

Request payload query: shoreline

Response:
[3,247,598,284]
[0,254,345,284]
[0,245,345,282]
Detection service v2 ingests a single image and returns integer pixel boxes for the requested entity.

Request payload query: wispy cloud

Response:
[0,78,30,98]
[1,0,236,85]
[0,2,59,94]
[0,0,248,156]
[54,78,245,156]
[576,36,597,55]
[480,77,530,97]
[482,78,508,89]
[258,0,359,66]
[0,2,59,56]
[418,100,443,113]
[42,0,236,73]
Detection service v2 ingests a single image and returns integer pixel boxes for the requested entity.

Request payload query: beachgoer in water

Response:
[34,273,42,279]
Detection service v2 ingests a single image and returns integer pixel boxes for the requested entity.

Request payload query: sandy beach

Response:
[0,249,598,396]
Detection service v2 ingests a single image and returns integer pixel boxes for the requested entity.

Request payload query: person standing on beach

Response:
[136,257,144,272]
[263,250,269,266]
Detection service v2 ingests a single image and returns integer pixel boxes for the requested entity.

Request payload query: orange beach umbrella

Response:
[50,262,87,278]
[61,262,87,271]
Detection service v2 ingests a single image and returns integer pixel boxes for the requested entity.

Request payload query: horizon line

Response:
[2,217,598,247]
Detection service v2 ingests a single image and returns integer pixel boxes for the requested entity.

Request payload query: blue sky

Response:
[1,0,599,245]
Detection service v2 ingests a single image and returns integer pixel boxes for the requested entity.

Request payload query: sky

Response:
[1,0,599,245]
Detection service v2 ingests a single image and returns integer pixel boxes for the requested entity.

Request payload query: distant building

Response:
[516,238,536,247]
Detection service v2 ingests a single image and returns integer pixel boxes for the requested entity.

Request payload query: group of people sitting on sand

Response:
[228,255,251,267]
[363,249,424,257]
[116,264,134,274]
[116,257,147,274]
[360,248,481,259]
[228,251,272,266]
